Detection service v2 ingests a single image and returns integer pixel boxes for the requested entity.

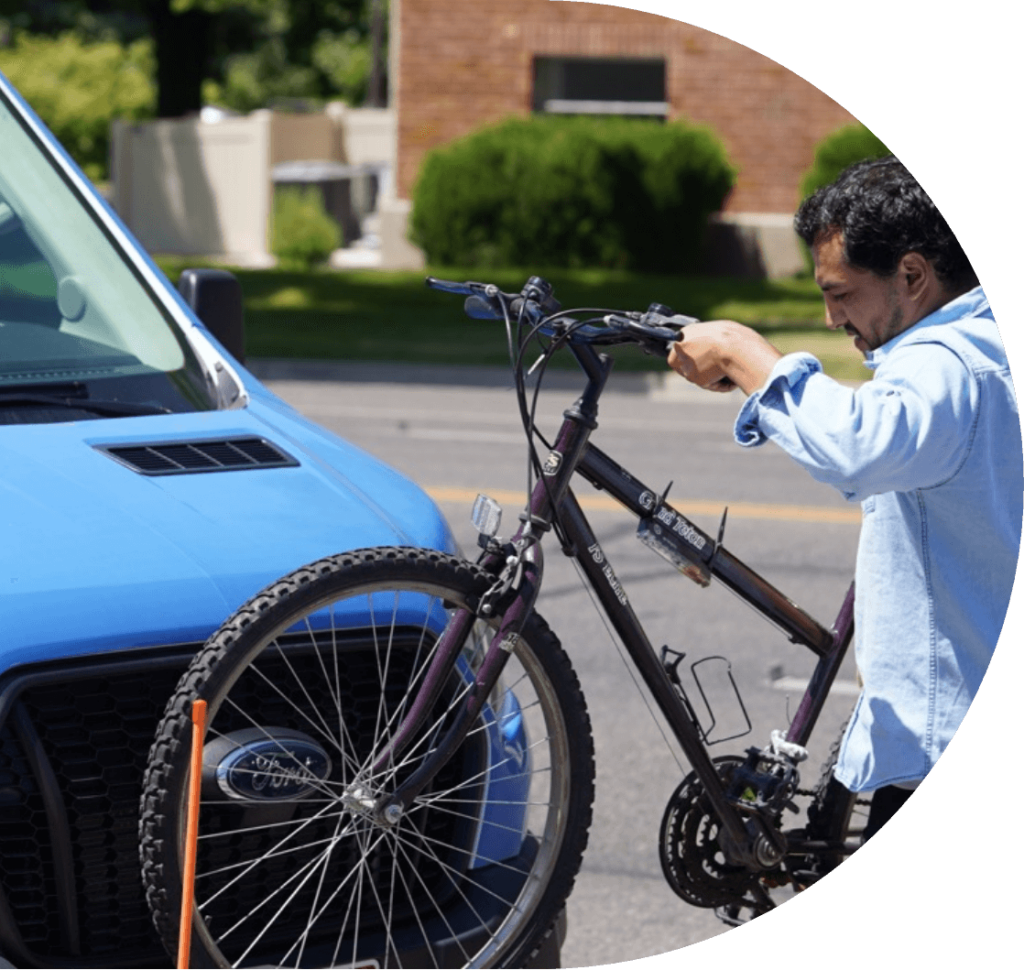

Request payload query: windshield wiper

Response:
[0,391,171,417]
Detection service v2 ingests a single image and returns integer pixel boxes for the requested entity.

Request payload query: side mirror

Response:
[177,268,246,364]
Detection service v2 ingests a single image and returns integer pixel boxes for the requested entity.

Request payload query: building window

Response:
[532,57,667,117]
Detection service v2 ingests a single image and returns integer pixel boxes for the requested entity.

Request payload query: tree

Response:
[0,0,386,118]
[0,30,155,180]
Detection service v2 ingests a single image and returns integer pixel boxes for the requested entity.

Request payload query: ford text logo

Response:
[206,728,333,802]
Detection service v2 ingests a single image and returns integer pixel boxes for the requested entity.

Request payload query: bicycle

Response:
[139,275,868,969]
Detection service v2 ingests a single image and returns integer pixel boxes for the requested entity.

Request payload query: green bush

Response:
[0,31,155,182]
[271,187,343,270]
[800,123,890,200]
[410,115,736,272]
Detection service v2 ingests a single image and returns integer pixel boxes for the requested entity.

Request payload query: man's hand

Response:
[667,320,783,396]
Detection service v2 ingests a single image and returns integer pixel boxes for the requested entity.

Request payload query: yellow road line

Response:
[425,487,860,525]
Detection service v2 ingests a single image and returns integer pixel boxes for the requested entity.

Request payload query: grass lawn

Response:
[154,258,868,382]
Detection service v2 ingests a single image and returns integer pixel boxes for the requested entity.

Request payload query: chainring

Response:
[659,756,775,909]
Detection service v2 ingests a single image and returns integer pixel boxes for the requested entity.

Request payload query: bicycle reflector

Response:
[472,493,503,540]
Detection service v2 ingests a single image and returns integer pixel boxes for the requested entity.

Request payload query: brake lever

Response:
[609,316,687,358]
[641,310,700,329]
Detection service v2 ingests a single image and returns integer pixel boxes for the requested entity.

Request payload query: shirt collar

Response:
[864,285,989,371]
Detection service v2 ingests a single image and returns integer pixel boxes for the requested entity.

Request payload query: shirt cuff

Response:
[734,353,823,446]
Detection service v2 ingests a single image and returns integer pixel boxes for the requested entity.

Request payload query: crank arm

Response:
[782,839,864,852]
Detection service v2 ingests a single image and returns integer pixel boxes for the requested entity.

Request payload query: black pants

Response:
[863,784,915,841]
[811,778,917,844]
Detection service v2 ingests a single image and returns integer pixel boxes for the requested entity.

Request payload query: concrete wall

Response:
[110,108,396,264]
[269,111,344,168]
[110,111,273,262]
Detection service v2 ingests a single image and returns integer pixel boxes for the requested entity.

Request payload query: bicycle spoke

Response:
[195,808,342,847]
[361,606,478,781]
[368,602,444,748]
[271,639,344,752]
[388,832,475,967]
[329,819,374,970]
[389,820,533,903]
[230,821,391,966]
[197,803,354,909]
[196,823,350,884]
[346,826,401,969]
[222,663,361,778]
[288,809,350,969]
[387,857,444,969]
[417,736,554,809]
[389,827,524,925]
[213,821,354,954]
[304,608,366,783]
[368,590,403,748]
[199,721,349,800]
[408,798,533,840]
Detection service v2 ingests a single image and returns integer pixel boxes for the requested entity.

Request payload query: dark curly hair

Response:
[794,157,978,292]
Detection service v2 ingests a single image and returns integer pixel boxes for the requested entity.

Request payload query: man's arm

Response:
[667,320,783,394]
[734,344,976,501]
[667,318,977,500]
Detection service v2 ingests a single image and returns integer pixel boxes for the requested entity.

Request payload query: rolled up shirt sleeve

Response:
[734,348,976,502]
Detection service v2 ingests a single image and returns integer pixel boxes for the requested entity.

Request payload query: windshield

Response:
[0,84,218,423]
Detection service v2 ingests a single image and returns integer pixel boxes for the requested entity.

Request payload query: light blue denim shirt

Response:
[735,287,1022,791]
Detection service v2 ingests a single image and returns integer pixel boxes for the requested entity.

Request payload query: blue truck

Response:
[0,71,555,969]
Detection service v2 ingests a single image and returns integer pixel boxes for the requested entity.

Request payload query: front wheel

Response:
[139,547,595,968]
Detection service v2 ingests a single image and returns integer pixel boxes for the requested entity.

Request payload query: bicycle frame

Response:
[379,337,855,870]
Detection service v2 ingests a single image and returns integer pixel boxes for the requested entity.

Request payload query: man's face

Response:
[812,233,909,356]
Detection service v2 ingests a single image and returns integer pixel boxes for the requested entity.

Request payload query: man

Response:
[668,157,1021,836]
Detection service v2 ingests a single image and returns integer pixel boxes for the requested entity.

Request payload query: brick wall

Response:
[395,0,857,214]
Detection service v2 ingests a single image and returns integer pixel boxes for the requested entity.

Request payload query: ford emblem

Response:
[203,727,333,802]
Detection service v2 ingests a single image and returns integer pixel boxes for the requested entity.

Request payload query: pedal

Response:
[712,905,753,930]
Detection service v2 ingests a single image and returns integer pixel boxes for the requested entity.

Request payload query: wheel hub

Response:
[341,783,380,818]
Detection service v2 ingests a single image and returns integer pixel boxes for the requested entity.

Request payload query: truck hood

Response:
[0,400,456,666]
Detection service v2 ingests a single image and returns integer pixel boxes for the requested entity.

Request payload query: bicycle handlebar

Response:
[425,275,698,358]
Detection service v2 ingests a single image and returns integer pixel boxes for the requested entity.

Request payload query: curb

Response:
[247,358,865,400]
[246,357,713,398]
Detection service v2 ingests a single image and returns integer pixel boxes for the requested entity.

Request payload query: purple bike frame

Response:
[379,341,856,854]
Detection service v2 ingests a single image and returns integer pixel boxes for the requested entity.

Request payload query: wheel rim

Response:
[181,578,571,969]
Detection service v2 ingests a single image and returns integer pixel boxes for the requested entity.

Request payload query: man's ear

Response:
[899,252,931,300]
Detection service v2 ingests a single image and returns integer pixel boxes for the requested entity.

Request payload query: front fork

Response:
[373,536,545,821]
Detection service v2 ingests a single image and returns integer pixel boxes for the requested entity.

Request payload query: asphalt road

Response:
[255,360,863,969]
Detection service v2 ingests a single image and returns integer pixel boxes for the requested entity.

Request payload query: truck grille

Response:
[0,653,188,967]
[0,641,476,968]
